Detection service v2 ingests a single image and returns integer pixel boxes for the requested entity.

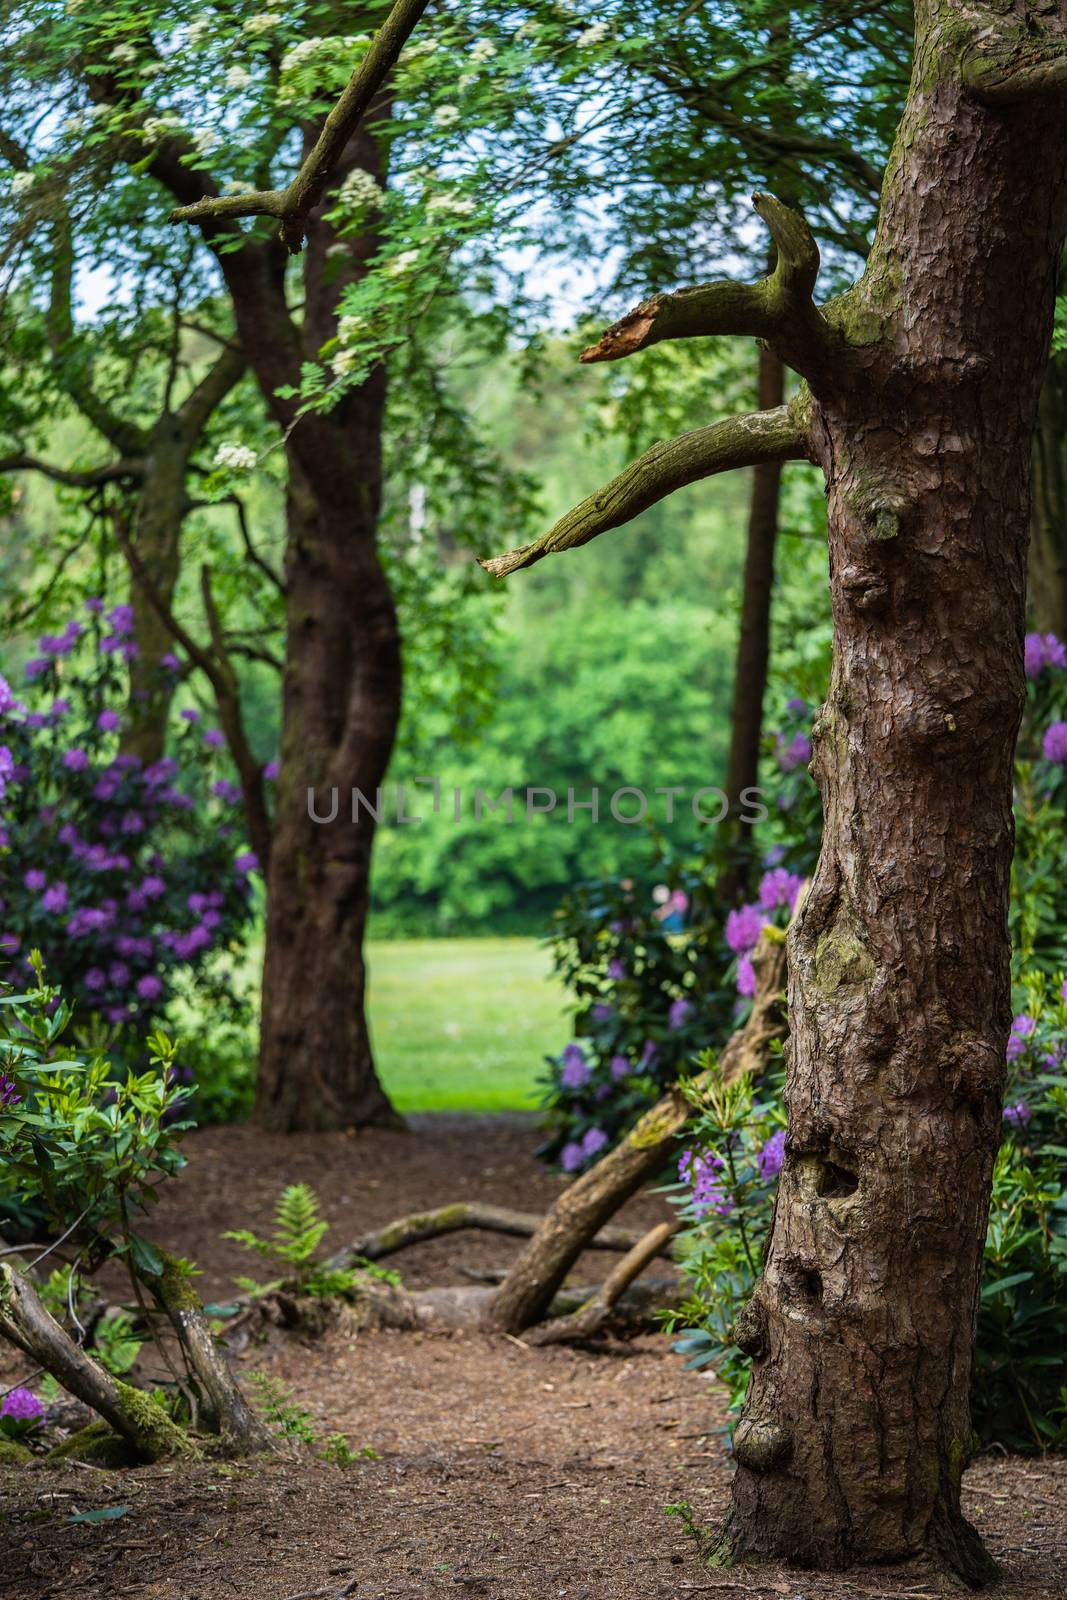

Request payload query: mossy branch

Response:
[580,193,839,384]
[962,33,1067,105]
[169,0,430,250]
[480,400,810,578]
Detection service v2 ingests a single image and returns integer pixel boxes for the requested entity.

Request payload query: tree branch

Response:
[480,401,811,578]
[962,36,1067,104]
[0,453,142,488]
[224,493,286,596]
[168,0,431,252]
[177,342,247,450]
[580,192,839,386]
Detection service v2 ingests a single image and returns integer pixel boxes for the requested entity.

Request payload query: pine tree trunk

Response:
[1030,347,1067,637]
[717,14,1067,1581]
[720,346,785,896]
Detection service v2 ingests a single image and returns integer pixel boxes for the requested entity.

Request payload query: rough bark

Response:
[716,10,1067,1581]
[122,425,186,766]
[721,346,787,896]
[482,930,788,1334]
[523,1220,679,1347]
[224,120,401,1132]
[1029,346,1067,636]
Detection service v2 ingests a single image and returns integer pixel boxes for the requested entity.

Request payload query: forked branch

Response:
[169,0,430,250]
[480,400,810,578]
[580,193,839,385]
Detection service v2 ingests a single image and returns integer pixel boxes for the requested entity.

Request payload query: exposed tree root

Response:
[327,1202,673,1271]
[0,1262,196,1461]
[482,929,789,1334]
[523,1221,679,1347]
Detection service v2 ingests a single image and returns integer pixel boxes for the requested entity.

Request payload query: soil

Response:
[1,1115,1064,1600]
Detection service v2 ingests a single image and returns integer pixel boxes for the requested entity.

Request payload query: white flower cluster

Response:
[243,12,281,35]
[214,443,258,472]
[223,179,255,195]
[10,172,34,197]
[277,34,367,101]
[225,66,251,91]
[187,15,212,45]
[469,38,496,64]
[338,312,367,344]
[576,21,610,46]
[110,42,138,65]
[433,104,459,128]
[142,113,182,142]
[330,346,361,378]
[335,167,384,212]
[427,191,475,219]
[385,249,420,276]
[63,114,87,137]
[192,127,220,157]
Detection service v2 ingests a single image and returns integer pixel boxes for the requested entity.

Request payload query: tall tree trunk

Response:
[717,14,1067,1582]
[720,345,785,897]
[219,119,402,1132]
[1030,345,1067,636]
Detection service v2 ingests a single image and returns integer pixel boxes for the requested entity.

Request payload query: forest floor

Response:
[1,1114,1065,1600]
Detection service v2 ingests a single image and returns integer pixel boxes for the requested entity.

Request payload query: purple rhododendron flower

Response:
[203,729,225,749]
[757,1129,786,1181]
[776,731,812,772]
[725,903,764,955]
[136,975,163,1001]
[0,1388,43,1424]
[235,852,258,875]
[0,746,12,803]
[0,1073,21,1108]
[560,1141,585,1173]
[62,749,89,772]
[24,658,49,679]
[763,843,786,867]
[180,708,201,724]
[591,1002,613,1023]
[211,780,241,804]
[0,674,20,716]
[679,1149,734,1217]
[581,1127,608,1160]
[96,709,121,733]
[1024,632,1046,678]
[609,1054,629,1081]
[639,1040,658,1071]
[23,869,46,892]
[668,997,693,1030]
[161,653,180,672]
[84,968,106,991]
[757,867,803,913]
[737,954,756,998]
[106,603,135,637]
[41,882,68,914]
[1007,1014,1037,1061]
[1003,1100,1031,1127]
[607,958,625,981]
[263,760,279,781]
[560,1044,590,1090]
[1043,721,1067,765]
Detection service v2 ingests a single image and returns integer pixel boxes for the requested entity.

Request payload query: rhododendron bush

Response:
[0,604,262,1054]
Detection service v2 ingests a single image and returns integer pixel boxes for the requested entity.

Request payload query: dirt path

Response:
[2,1117,1064,1599]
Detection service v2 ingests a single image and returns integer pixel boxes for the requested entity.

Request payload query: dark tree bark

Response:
[720,345,786,896]
[1030,346,1067,636]
[484,2,1067,1577]
[211,124,401,1132]
[716,14,1067,1581]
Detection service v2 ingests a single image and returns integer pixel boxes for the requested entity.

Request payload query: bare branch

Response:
[177,342,247,448]
[169,0,431,252]
[0,453,143,488]
[480,401,811,579]
[223,493,286,596]
[580,192,839,385]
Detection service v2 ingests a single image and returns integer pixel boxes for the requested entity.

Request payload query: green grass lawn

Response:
[365,937,571,1112]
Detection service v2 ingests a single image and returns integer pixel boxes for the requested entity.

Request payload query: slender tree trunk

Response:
[720,345,785,896]
[717,15,1067,1581]
[1030,346,1067,636]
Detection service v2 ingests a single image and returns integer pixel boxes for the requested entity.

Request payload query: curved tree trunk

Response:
[717,18,1067,1582]
[483,929,788,1334]
[720,345,786,898]
[1030,345,1067,637]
